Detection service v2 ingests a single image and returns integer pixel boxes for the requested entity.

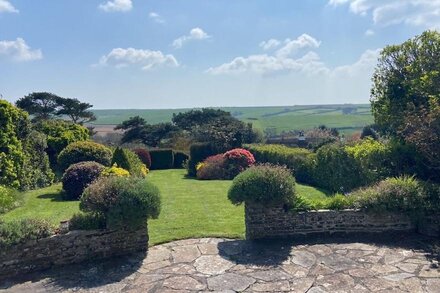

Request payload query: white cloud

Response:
[332,48,380,77]
[97,48,178,70]
[0,0,18,13]
[259,39,281,51]
[149,12,165,24]
[365,29,375,36]
[0,38,42,62]
[207,34,324,75]
[98,0,132,12]
[172,27,210,49]
[329,0,440,28]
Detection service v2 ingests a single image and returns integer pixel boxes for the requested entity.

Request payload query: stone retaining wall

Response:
[0,226,148,279]
[245,204,416,240]
[418,214,440,237]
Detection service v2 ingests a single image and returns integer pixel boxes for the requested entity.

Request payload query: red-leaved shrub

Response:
[133,148,152,168]
[196,154,227,180]
[223,148,255,178]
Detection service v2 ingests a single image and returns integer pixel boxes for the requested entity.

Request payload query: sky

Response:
[0,0,439,109]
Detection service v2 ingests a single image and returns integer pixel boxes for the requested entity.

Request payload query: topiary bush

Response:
[58,141,112,171]
[173,151,189,169]
[112,147,148,177]
[228,164,297,207]
[0,219,55,248]
[133,148,152,168]
[149,149,174,170]
[244,144,316,184]
[0,186,21,214]
[62,161,105,200]
[223,148,255,179]
[188,143,217,177]
[196,154,227,180]
[349,176,426,215]
[80,176,161,229]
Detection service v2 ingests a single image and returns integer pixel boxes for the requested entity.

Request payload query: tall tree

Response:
[172,108,231,130]
[16,92,61,120]
[56,98,96,124]
[371,30,440,136]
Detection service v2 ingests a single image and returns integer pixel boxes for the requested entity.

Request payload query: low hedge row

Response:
[149,149,174,170]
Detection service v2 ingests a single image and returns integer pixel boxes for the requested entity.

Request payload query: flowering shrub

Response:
[101,164,130,177]
[223,148,255,179]
[196,154,227,180]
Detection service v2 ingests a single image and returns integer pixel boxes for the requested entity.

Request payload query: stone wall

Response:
[418,214,440,237]
[245,203,416,240]
[0,226,148,278]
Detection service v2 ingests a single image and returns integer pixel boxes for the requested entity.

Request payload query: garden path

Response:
[1,234,439,292]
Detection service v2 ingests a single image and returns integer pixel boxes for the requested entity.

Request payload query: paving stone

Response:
[382,272,414,281]
[309,264,335,276]
[400,277,423,292]
[289,277,314,292]
[384,253,406,265]
[143,246,171,264]
[290,250,316,268]
[395,262,419,273]
[426,278,440,293]
[347,268,374,278]
[306,244,332,256]
[249,269,293,282]
[251,280,290,291]
[419,264,440,278]
[137,260,171,274]
[154,263,197,275]
[319,254,357,271]
[307,286,328,293]
[336,243,376,251]
[315,273,355,291]
[171,245,201,263]
[194,255,235,275]
[370,264,399,275]
[197,243,219,255]
[162,276,206,291]
[280,264,309,277]
[361,277,396,291]
[207,273,255,291]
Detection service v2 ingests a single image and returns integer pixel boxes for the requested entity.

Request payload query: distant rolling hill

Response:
[91,104,373,135]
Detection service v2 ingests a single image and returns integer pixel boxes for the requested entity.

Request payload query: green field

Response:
[91,104,373,135]
[1,169,329,245]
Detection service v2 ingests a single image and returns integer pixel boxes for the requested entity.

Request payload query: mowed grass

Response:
[0,169,329,245]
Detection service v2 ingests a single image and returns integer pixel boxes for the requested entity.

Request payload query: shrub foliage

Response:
[62,161,105,200]
[133,148,152,168]
[58,141,112,171]
[149,149,174,170]
[112,147,147,177]
[0,219,55,248]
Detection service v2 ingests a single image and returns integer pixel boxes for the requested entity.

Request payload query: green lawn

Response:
[0,169,329,245]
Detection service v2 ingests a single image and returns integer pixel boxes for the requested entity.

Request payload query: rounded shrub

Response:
[228,164,296,207]
[350,176,425,214]
[223,148,256,179]
[133,148,152,168]
[58,141,113,171]
[80,176,161,229]
[62,161,105,200]
[188,143,216,176]
[196,154,227,180]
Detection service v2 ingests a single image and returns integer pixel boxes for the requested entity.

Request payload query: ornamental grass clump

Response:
[80,176,161,229]
[228,164,296,207]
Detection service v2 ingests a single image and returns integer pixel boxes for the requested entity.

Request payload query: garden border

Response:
[0,225,148,279]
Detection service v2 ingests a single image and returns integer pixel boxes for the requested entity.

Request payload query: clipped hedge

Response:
[173,151,189,169]
[81,176,161,229]
[58,141,113,171]
[188,143,217,177]
[62,161,105,200]
[244,144,315,184]
[112,147,147,177]
[149,149,174,170]
[228,164,297,207]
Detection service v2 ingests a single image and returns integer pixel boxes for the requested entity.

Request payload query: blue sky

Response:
[0,0,438,109]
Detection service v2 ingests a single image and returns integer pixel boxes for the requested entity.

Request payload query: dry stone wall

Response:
[0,226,148,279]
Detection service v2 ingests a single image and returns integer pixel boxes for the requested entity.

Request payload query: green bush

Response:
[228,164,297,207]
[81,177,161,229]
[112,147,147,177]
[0,219,55,248]
[0,186,21,214]
[20,130,54,190]
[313,144,364,193]
[244,144,315,184]
[173,151,189,169]
[69,213,106,230]
[133,148,152,168]
[58,141,113,171]
[149,149,174,170]
[188,143,217,176]
[350,176,425,215]
[62,161,105,200]
[34,119,89,167]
